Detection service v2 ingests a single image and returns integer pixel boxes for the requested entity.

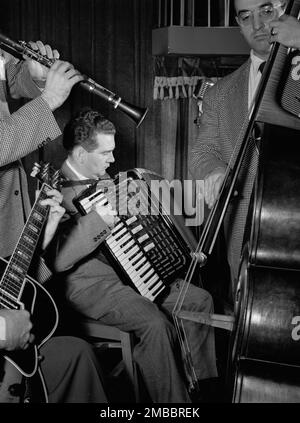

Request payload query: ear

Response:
[73,145,87,164]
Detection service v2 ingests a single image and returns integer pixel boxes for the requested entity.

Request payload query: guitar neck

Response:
[0,183,51,304]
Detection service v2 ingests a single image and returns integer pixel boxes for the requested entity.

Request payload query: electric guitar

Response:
[0,163,61,402]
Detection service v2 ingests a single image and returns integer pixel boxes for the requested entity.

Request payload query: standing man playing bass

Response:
[190,0,298,298]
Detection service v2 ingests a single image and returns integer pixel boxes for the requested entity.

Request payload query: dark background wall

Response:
[0,0,154,200]
[0,1,237,390]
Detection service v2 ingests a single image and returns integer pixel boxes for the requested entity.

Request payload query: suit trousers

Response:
[40,336,107,403]
[65,260,217,403]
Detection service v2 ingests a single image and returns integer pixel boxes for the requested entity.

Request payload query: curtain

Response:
[0,0,245,304]
[0,0,246,197]
[0,0,155,200]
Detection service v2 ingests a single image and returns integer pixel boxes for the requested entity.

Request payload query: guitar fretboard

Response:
[0,183,51,306]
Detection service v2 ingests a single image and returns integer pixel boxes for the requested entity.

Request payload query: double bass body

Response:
[232,125,300,402]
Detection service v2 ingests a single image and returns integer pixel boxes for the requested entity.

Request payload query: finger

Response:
[48,205,65,216]
[40,198,61,208]
[44,44,54,59]
[27,41,38,51]
[204,179,210,205]
[29,333,35,344]
[53,49,60,60]
[21,333,31,350]
[66,68,84,81]
[48,59,62,71]
[56,61,75,73]
[50,205,65,216]
[46,189,63,203]
[47,204,64,213]
[36,40,47,56]
[204,182,212,207]
[204,180,209,204]
[69,73,84,85]
[208,178,215,207]
[49,60,73,73]
[208,185,215,208]
[213,179,221,204]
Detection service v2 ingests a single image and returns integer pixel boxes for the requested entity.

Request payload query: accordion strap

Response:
[60,179,99,187]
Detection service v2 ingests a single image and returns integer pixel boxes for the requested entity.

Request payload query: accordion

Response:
[73,168,197,302]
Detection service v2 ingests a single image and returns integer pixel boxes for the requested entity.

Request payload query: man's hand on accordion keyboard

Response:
[94,203,117,229]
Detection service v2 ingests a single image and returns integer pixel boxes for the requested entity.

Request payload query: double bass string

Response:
[171,48,279,390]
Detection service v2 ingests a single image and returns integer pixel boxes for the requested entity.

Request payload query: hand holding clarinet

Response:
[0,31,148,125]
[22,40,83,111]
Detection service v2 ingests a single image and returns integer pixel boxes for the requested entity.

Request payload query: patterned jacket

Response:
[190,58,259,292]
[0,52,61,257]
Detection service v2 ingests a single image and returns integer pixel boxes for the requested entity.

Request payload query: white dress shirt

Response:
[248,50,265,114]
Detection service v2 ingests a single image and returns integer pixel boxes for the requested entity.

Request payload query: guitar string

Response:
[0,182,49,309]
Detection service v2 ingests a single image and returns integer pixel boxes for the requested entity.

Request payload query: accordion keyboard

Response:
[73,169,195,302]
[106,212,191,301]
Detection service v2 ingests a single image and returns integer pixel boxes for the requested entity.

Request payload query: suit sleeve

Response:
[6,56,43,99]
[0,96,61,167]
[190,83,227,180]
[54,210,111,273]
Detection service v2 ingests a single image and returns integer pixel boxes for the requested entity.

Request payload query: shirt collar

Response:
[66,158,89,181]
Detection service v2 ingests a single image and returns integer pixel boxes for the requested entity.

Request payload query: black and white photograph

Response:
[0,0,300,417]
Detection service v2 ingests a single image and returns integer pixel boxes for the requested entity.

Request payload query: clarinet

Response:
[0,31,147,127]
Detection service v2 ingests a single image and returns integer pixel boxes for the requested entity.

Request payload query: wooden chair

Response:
[78,318,139,402]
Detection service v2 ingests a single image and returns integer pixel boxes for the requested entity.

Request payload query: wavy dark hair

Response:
[63,108,116,153]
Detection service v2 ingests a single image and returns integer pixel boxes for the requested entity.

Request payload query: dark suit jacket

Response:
[0,53,61,257]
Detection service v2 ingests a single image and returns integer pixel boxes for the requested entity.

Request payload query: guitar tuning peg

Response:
[40,162,50,182]
[52,170,61,189]
[30,162,41,177]
[42,162,50,172]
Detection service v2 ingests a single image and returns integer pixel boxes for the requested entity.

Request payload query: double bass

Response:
[173,0,300,402]
[232,0,300,402]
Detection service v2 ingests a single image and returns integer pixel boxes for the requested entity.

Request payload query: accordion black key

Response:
[72,168,197,302]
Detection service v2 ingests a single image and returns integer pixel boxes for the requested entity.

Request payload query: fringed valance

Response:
[153,75,207,100]
[153,56,221,101]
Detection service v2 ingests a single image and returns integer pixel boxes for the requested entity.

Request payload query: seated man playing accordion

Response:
[53,108,218,403]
